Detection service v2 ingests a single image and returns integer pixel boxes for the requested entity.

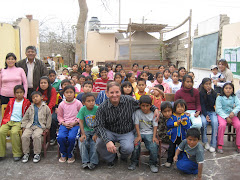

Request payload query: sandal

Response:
[67,157,75,164]
[59,157,67,163]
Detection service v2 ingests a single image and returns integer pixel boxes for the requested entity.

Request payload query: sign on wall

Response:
[223,47,240,75]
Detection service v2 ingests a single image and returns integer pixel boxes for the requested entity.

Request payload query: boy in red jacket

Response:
[0,85,31,161]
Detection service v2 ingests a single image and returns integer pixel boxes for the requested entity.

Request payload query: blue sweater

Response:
[167,113,191,143]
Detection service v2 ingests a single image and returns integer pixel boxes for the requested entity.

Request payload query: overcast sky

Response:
[1,0,240,35]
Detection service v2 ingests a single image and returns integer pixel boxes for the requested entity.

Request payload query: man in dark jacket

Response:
[16,46,48,100]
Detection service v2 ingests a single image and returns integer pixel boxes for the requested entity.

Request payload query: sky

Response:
[1,0,240,37]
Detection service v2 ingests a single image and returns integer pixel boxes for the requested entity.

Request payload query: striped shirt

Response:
[94,77,109,92]
[94,95,157,144]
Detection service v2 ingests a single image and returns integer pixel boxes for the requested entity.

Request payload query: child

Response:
[37,76,57,114]
[120,69,126,83]
[139,71,152,92]
[174,128,204,179]
[48,70,61,92]
[129,63,141,79]
[114,64,123,73]
[178,67,186,82]
[169,64,176,74]
[94,67,109,93]
[169,71,182,93]
[76,81,93,103]
[199,78,218,153]
[105,63,114,80]
[163,69,172,84]
[128,95,159,173]
[160,101,172,144]
[82,64,92,77]
[135,78,147,100]
[57,85,83,163]
[216,83,240,153]
[143,65,154,81]
[69,64,80,77]
[148,84,165,110]
[121,81,135,99]
[0,85,31,161]
[187,72,199,89]
[58,68,69,81]
[175,75,202,130]
[77,93,99,169]
[114,72,122,85]
[21,91,52,163]
[79,75,86,87]
[158,65,165,73]
[85,76,96,92]
[56,79,71,104]
[78,60,86,74]
[210,65,222,93]
[126,73,138,93]
[70,79,80,93]
[152,72,171,93]
[165,99,191,168]
[71,74,81,92]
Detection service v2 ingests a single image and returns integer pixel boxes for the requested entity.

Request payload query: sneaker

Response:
[164,162,172,168]
[33,154,41,163]
[13,157,21,161]
[88,163,96,170]
[107,161,115,168]
[209,147,215,153]
[150,165,159,173]
[217,148,224,154]
[204,142,210,150]
[67,157,75,164]
[128,162,137,170]
[22,154,29,163]
[59,157,67,163]
[82,163,89,169]
[50,139,56,146]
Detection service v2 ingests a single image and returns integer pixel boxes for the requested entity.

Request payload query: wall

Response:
[86,31,115,65]
[0,23,20,68]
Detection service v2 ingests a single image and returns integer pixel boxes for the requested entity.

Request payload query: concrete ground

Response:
[0,138,240,180]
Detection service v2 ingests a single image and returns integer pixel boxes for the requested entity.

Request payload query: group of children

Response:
[0,61,240,179]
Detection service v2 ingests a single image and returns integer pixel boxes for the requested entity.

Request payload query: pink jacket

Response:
[152,80,170,93]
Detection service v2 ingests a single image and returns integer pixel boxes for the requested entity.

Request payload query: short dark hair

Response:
[26,46,36,52]
[61,79,71,86]
[107,81,121,92]
[83,81,93,87]
[72,63,78,67]
[31,91,42,98]
[221,83,235,97]
[173,99,187,113]
[85,76,93,81]
[161,101,173,112]
[154,84,164,91]
[71,73,79,78]
[143,65,149,70]
[139,95,152,105]
[172,71,179,77]
[14,85,25,93]
[63,85,75,93]
[169,64,176,68]
[186,128,200,140]
[79,75,86,80]
[137,78,146,85]
[82,92,95,103]
[62,68,69,73]
[132,63,139,67]
[100,66,108,73]
[158,65,165,69]
[48,69,56,75]
[80,60,86,64]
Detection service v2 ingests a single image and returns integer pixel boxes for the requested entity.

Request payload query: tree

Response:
[76,0,88,64]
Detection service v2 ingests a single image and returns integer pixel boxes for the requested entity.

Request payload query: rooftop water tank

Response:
[88,17,100,31]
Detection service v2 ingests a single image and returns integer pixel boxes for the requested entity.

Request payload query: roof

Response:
[127,23,168,32]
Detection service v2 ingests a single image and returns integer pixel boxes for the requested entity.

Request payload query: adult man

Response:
[95,82,159,167]
[16,46,48,100]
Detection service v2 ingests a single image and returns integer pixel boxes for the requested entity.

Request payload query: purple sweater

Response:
[174,87,201,111]
[0,66,28,97]
[57,99,83,124]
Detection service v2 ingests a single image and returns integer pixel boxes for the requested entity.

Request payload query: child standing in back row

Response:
[78,93,99,170]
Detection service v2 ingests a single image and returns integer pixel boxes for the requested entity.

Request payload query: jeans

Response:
[176,151,198,174]
[79,131,99,164]
[130,134,158,165]
[201,111,218,148]
[186,110,202,130]
[57,125,79,158]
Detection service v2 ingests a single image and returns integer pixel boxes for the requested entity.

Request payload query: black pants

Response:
[167,137,182,163]
[27,88,34,102]
[50,111,59,140]
[1,96,11,105]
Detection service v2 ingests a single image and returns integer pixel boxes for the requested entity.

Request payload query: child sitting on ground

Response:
[148,84,165,110]
[21,91,52,163]
[174,128,204,179]
[0,85,31,161]
[57,85,83,163]
[48,70,61,92]
[135,78,147,100]
[76,81,93,103]
[78,93,99,169]
[128,95,159,173]
[165,99,191,168]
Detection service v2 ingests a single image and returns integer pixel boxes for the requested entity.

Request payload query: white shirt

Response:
[169,81,182,93]
[26,58,36,88]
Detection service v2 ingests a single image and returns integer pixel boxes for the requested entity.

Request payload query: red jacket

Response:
[1,97,31,125]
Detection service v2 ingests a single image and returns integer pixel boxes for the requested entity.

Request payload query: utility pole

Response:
[187,9,192,72]
[119,0,121,29]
